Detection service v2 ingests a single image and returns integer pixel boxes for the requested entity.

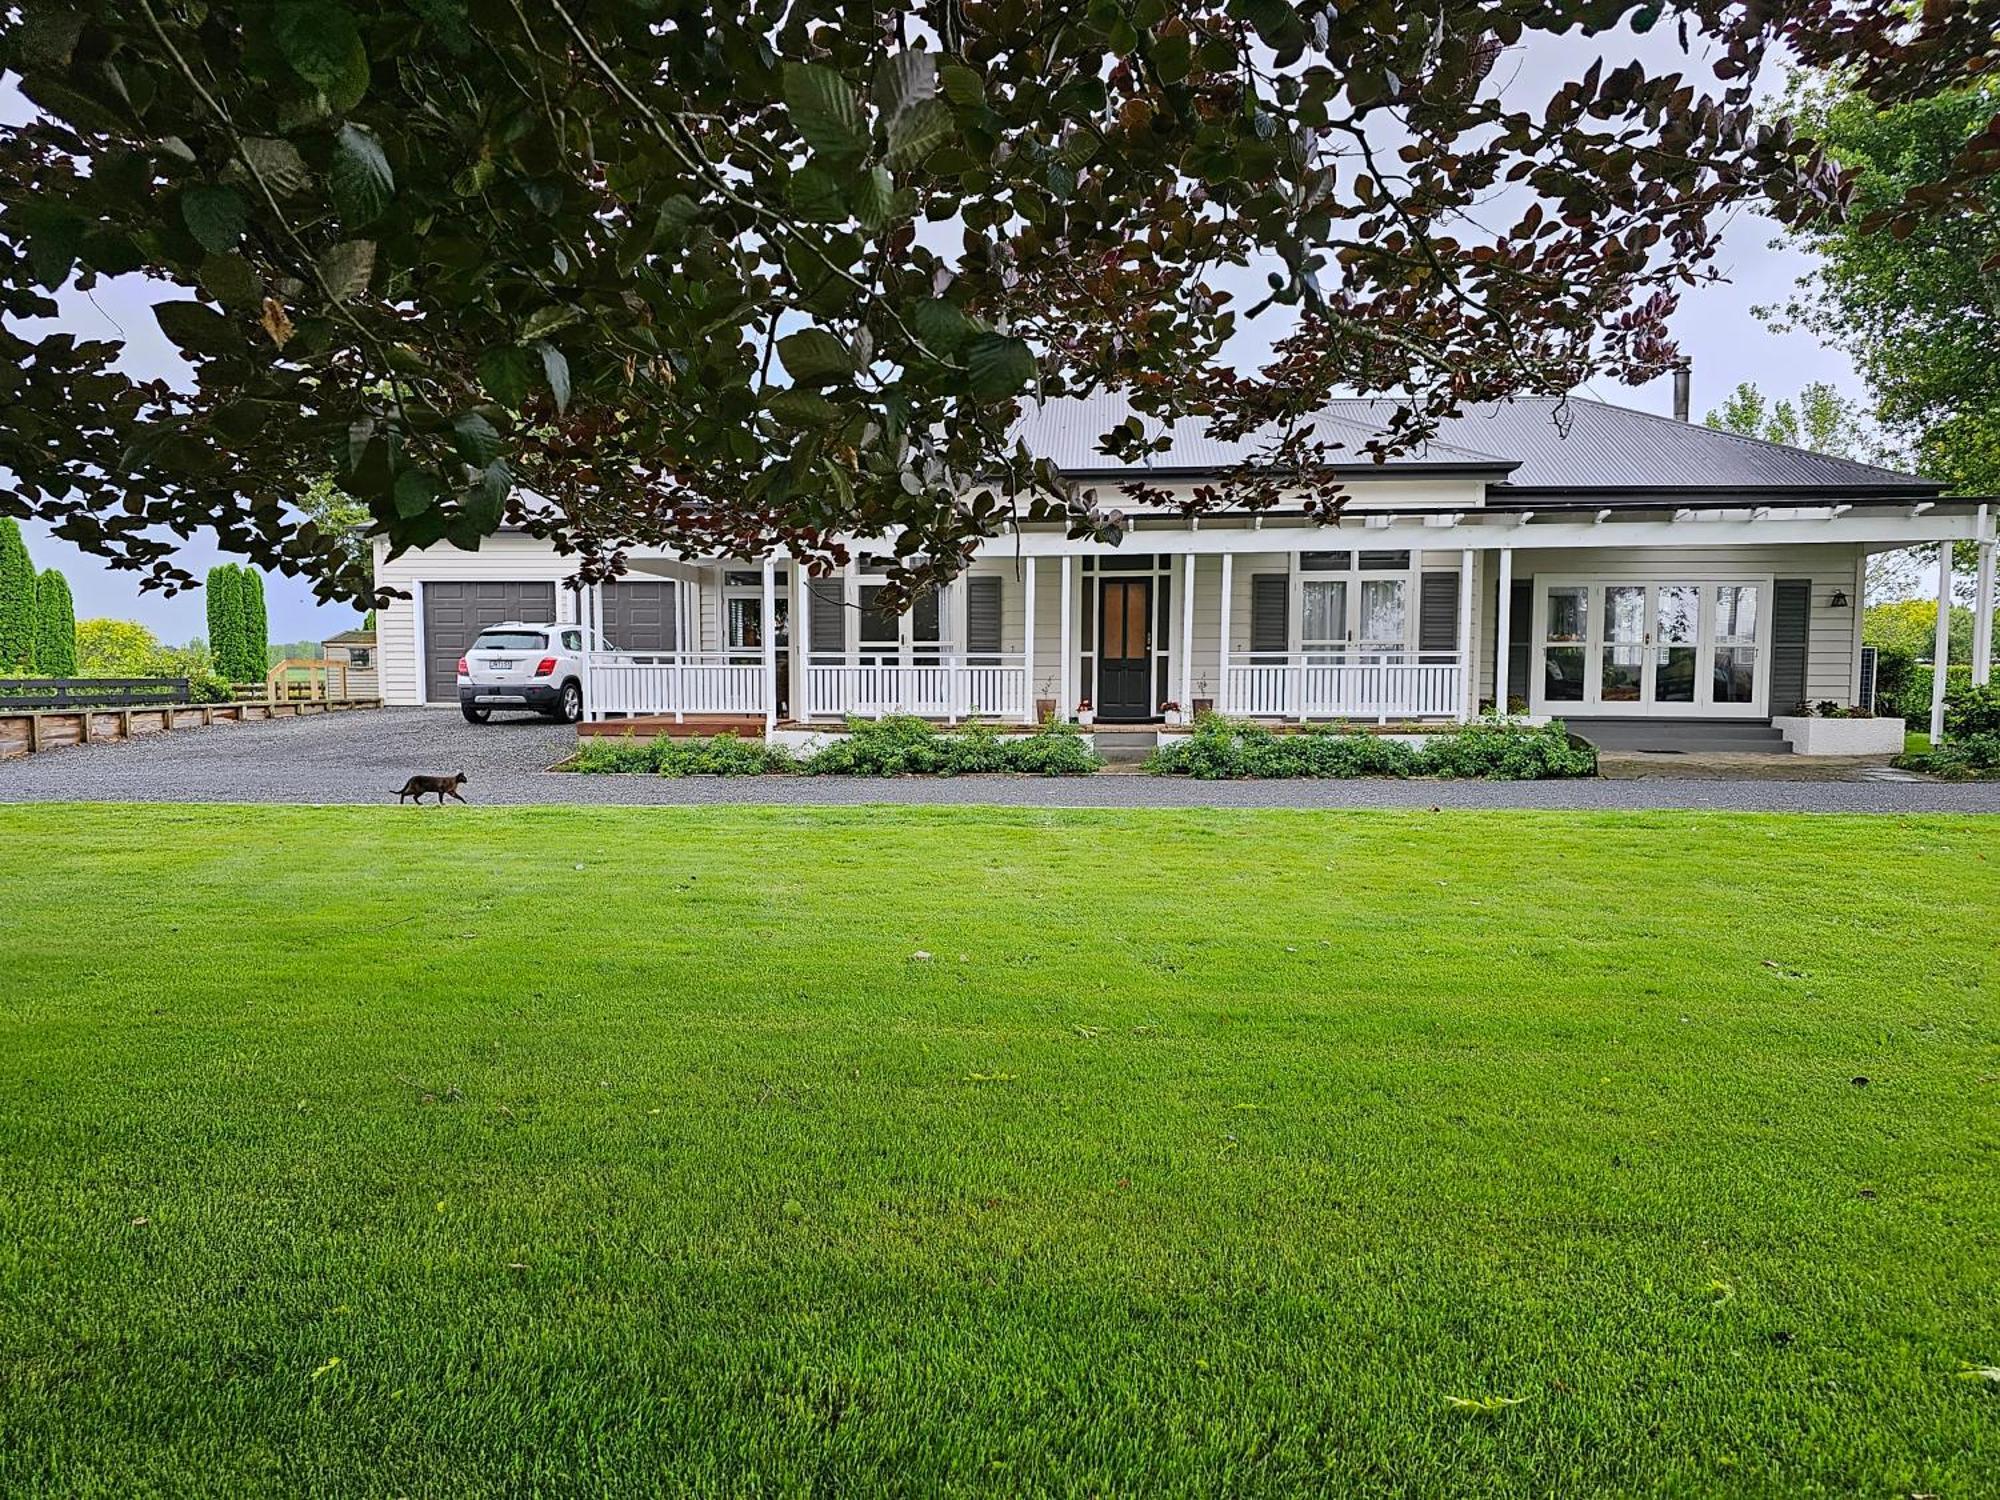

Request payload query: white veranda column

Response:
[761,557,777,733]
[1021,557,1038,725]
[1457,548,1475,721]
[1931,542,1952,742]
[1494,548,1514,715]
[1180,551,1196,715]
[795,567,813,722]
[1974,505,1995,688]
[1218,552,1234,715]
[1058,555,1074,720]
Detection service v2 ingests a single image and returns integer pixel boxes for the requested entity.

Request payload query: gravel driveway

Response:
[4,707,1999,813]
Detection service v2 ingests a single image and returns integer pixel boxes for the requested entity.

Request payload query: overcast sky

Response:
[1,24,1860,644]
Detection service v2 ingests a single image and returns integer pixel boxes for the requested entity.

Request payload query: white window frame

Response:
[1289,550,1420,662]
[1530,574,1775,719]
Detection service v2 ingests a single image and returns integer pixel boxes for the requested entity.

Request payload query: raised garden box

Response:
[1771,714,1905,757]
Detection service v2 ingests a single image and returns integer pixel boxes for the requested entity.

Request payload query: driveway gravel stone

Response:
[3,707,1998,813]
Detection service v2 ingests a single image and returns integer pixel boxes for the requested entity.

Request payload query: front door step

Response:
[1092,729,1159,764]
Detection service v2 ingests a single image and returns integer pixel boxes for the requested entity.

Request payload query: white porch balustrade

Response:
[585,652,767,721]
[805,652,1030,722]
[1222,652,1466,722]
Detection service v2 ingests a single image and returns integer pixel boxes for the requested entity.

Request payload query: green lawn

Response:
[1,805,1994,1497]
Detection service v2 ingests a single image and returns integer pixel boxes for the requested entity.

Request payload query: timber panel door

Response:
[1096,577,1153,720]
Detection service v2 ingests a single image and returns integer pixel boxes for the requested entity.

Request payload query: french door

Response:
[1532,579,1770,717]
[1300,576,1410,660]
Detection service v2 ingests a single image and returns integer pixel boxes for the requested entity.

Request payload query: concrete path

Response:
[3,707,1997,813]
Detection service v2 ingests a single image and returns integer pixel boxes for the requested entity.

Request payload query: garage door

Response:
[423,581,558,700]
[601,580,677,653]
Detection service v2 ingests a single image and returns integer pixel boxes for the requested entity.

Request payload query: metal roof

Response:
[1011,393,1939,495]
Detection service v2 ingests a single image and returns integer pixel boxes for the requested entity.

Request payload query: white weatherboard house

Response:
[372,395,1999,744]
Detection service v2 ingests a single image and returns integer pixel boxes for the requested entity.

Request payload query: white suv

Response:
[457,622,605,724]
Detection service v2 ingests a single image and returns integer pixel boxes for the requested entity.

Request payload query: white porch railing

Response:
[586,652,768,720]
[805,652,1030,721]
[1223,651,1466,722]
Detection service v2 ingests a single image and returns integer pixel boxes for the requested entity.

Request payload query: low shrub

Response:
[1145,719,1420,779]
[572,736,656,774]
[990,719,1101,776]
[1943,682,2000,740]
[1146,716,1595,780]
[800,716,1100,776]
[1899,729,2000,779]
[1417,719,1598,780]
[655,733,795,776]
[571,732,794,775]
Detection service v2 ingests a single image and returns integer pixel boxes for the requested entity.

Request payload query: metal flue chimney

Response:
[1672,363,1691,423]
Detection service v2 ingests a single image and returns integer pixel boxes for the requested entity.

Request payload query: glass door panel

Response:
[1712,584,1758,704]
[1600,585,1646,705]
[1357,579,1406,661]
[1542,585,1588,703]
[1653,584,1700,704]
[1302,580,1346,662]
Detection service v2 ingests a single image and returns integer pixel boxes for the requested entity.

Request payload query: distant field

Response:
[0,804,1993,1496]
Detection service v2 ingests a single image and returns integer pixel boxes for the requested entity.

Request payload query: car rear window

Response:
[472,630,546,651]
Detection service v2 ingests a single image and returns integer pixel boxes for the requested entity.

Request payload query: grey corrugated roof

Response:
[1010,392,1515,473]
[1012,393,1938,495]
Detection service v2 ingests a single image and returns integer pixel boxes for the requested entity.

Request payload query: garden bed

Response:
[565,716,1600,781]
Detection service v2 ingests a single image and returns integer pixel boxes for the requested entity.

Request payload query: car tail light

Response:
[534,657,558,677]
[455,656,468,676]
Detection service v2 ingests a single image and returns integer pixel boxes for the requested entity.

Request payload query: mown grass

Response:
[0,803,1994,1498]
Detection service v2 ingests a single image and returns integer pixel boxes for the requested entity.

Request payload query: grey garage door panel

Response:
[601,580,677,653]
[424,581,558,700]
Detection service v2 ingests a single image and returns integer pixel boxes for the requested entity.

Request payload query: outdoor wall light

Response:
[1829,589,1850,608]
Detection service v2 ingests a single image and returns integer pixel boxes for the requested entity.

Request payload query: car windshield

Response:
[472,630,546,651]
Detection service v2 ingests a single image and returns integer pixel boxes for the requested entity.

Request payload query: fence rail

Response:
[805,654,1029,721]
[1223,653,1466,722]
[0,677,189,711]
[586,653,768,720]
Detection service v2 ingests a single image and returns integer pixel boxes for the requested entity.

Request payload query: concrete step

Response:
[1091,729,1159,764]
[1572,719,1790,754]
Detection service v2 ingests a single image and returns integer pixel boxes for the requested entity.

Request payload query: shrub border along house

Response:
[567,716,1599,781]
[1144,717,1598,780]
[571,717,1103,777]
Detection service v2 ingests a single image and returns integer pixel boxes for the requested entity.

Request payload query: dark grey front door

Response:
[424,581,557,700]
[1097,577,1153,721]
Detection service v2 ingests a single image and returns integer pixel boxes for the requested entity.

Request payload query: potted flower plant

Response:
[1075,698,1095,726]
[1160,700,1184,726]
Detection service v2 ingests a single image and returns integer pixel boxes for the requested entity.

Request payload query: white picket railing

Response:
[805,653,1030,721]
[1223,652,1466,722]
[585,653,768,721]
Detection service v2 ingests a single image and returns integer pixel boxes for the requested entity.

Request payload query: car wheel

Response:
[461,703,491,725]
[557,681,583,723]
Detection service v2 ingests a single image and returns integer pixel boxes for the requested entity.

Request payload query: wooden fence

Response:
[0,696,380,760]
[0,677,190,711]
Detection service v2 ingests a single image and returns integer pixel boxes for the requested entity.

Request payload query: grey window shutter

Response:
[1251,575,1288,654]
[1419,572,1459,659]
[1506,579,1531,704]
[966,576,1003,658]
[1771,579,1811,713]
[807,578,845,653]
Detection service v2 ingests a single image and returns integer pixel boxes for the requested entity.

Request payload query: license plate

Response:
[488,658,515,670]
